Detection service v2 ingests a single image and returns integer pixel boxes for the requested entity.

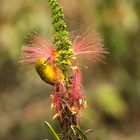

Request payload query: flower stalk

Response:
[47,1,83,138]
[19,0,107,139]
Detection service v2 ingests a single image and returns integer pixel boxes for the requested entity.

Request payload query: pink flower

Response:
[51,66,86,118]
[72,31,107,63]
[69,67,86,114]
[19,34,56,68]
[51,82,67,119]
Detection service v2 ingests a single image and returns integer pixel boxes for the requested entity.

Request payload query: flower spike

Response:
[18,0,108,139]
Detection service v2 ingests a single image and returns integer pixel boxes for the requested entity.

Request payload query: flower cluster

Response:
[19,0,107,138]
[19,31,106,130]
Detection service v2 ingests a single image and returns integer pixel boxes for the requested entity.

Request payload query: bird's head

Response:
[35,57,51,69]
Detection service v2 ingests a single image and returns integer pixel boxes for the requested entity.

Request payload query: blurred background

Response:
[0,0,140,140]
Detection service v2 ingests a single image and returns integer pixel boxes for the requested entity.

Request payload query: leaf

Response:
[71,125,88,140]
[85,129,93,135]
[70,125,76,135]
[44,121,61,140]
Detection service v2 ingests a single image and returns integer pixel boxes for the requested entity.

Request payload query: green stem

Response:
[63,67,69,88]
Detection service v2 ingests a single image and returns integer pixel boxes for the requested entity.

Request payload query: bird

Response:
[35,57,64,85]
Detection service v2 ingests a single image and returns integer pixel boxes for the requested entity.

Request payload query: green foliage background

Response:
[0,0,140,140]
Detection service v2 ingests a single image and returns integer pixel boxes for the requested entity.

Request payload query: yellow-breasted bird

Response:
[35,57,64,85]
[18,34,66,85]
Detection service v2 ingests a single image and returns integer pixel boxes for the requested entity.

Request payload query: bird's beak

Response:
[44,57,51,65]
